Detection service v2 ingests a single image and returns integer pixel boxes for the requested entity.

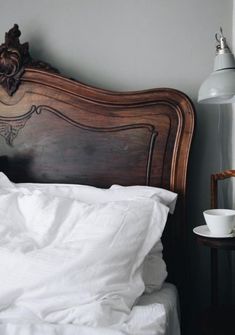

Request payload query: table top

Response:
[193,227,235,250]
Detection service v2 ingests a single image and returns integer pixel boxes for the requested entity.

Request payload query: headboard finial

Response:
[5,24,22,46]
[0,24,30,96]
[0,24,59,96]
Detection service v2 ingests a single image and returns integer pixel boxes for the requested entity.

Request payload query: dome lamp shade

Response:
[198,28,235,104]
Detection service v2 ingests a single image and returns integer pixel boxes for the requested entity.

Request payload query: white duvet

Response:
[0,180,171,335]
[0,303,167,335]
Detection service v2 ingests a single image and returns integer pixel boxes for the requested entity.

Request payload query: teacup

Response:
[203,209,235,236]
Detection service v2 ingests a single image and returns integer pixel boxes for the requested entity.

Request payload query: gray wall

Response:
[0,0,233,327]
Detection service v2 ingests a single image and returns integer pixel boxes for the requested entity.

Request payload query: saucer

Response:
[193,225,234,238]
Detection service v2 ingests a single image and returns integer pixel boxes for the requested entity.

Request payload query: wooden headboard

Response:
[0,24,194,311]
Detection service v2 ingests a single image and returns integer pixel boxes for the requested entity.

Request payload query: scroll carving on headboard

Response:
[0,114,32,146]
[0,24,59,96]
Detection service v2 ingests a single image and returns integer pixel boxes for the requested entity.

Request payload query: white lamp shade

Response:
[198,29,235,104]
[198,68,235,104]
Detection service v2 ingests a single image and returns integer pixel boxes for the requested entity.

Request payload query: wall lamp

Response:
[198,28,235,104]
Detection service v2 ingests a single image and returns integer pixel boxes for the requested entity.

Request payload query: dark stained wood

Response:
[0,25,195,331]
[196,234,235,306]
[196,235,235,249]
[195,234,235,333]
[0,24,58,96]
[211,248,218,305]
[199,305,235,335]
[195,170,235,334]
[195,237,235,334]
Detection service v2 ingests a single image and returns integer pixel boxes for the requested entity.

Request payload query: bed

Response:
[0,25,195,335]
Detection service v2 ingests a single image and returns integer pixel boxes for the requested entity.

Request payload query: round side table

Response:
[194,230,235,335]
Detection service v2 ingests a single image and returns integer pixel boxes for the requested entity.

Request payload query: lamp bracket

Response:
[215,27,231,55]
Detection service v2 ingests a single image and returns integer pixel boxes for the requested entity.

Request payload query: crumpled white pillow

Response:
[0,173,177,292]
[110,185,177,293]
[0,187,169,327]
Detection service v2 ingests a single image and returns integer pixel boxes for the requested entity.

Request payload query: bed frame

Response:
[0,24,195,327]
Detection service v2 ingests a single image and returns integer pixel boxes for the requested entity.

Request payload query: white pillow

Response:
[110,185,177,293]
[0,188,169,327]
[0,174,177,213]
[110,184,177,214]
[0,173,177,292]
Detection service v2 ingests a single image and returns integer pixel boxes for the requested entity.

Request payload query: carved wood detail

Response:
[0,25,59,96]
[0,114,32,146]
[0,104,158,186]
[31,104,156,132]
[32,104,158,185]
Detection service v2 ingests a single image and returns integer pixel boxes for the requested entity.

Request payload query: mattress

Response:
[136,282,180,335]
[0,283,180,335]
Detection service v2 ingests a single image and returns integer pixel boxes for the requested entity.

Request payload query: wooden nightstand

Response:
[194,234,235,335]
[193,170,235,335]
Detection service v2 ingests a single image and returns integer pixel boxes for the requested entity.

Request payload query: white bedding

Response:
[0,283,180,335]
[0,173,177,295]
[136,283,180,335]
[0,173,179,335]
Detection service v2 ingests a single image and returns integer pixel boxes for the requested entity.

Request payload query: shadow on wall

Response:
[186,101,234,328]
[219,104,234,208]
[29,33,75,79]
[29,32,95,86]
[186,102,234,334]
[219,104,235,305]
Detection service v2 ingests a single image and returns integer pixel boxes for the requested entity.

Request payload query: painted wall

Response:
[0,0,233,328]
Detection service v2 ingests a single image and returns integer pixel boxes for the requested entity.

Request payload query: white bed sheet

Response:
[136,283,181,335]
[0,283,180,335]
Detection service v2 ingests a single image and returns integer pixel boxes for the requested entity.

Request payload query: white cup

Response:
[203,209,235,236]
